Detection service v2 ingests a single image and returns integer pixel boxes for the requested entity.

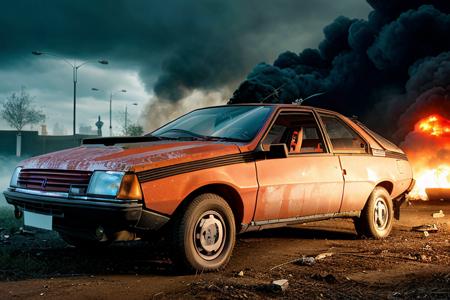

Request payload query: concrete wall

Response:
[0,130,96,157]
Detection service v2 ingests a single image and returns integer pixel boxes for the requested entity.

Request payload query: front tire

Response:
[171,193,236,272]
[354,187,393,239]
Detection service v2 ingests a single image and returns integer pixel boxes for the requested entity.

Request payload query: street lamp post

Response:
[125,103,138,135]
[32,51,108,135]
[92,88,127,136]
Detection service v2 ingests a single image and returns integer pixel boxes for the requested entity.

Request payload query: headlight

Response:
[87,171,124,197]
[10,167,22,188]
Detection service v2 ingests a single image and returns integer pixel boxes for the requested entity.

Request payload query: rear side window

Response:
[356,121,402,152]
[320,115,368,154]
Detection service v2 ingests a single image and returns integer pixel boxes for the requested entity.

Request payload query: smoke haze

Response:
[144,89,230,131]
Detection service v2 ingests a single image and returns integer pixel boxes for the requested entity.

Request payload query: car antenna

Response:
[261,83,287,103]
[292,91,326,105]
[226,83,286,104]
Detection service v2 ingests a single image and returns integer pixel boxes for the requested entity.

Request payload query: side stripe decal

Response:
[136,150,407,182]
[136,152,256,182]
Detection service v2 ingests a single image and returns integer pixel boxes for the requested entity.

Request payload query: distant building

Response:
[78,124,97,135]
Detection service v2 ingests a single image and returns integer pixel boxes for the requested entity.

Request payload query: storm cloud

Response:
[231,0,450,141]
[0,0,371,131]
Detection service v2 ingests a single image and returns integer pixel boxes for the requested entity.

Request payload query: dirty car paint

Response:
[19,141,240,173]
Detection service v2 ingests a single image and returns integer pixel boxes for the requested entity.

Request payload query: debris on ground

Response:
[416,254,432,262]
[294,256,316,266]
[315,252,334,260]
[270,256,314,270]
[311,273,338,284]
[271,279,289,292]
[271,253,332,269]
[423,231,430,238]
[237,271,244,277]
[423,244,433,251]
[412,224,438,233]
[432,210,445,218]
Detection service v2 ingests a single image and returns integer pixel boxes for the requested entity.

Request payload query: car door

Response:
[318,114,374,212]
[253,110,344,222]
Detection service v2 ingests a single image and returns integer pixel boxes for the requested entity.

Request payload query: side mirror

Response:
[266,143,288,159]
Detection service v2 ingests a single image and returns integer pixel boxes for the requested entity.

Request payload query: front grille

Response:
[18,169,92,193]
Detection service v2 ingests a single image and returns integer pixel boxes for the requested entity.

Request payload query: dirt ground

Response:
[0,202,449,299]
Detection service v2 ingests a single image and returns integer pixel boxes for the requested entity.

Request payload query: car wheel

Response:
[171,193,236,272]
[59,232,111,248]
[354,187,393,239]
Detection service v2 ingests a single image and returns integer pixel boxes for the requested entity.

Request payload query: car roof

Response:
[223,103,404,153]
[215,103,339,115]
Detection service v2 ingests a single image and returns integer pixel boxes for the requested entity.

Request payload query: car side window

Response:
[319,114,368,154]
[262,112,326,154]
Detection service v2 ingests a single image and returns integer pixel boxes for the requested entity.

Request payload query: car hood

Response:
[18,141,242,172]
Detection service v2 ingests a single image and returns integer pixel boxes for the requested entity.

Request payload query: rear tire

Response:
[170,193,236,272]
[354,187,393,239]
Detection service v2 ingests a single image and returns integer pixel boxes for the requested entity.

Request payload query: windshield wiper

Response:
[203,136,247,142]
[155,129,247,143]
[158,128,208,140]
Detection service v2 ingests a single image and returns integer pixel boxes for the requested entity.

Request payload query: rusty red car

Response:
[4,104,415,271]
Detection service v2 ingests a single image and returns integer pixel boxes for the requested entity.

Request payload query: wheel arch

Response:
[375,180,394,195]
[174,183,244,231]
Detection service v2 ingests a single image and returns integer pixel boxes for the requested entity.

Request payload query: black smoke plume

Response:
[230,0,450,141]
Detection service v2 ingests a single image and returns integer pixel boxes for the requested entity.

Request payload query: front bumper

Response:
[3,188,169,232]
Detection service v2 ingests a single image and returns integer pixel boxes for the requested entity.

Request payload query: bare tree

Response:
[115,110,143,136]
[0,87,45,156]
[125,123,144,136]
[1,87,45,131]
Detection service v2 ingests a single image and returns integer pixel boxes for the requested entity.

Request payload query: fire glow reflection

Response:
[403,114,450,200]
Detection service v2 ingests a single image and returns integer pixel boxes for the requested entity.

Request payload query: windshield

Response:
[150,106,273,142]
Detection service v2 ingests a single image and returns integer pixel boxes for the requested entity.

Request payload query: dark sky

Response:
[0,0,371,133]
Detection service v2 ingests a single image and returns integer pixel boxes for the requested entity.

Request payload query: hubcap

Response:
[193,211,226,260]
[374,197,389,231]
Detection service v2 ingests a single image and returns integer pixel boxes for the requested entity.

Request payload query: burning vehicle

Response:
[4,104,414,271]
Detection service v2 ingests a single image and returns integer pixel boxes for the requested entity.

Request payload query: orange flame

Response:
[411,165,450,200]
[404,114,450,200]
[417,114,450,137]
